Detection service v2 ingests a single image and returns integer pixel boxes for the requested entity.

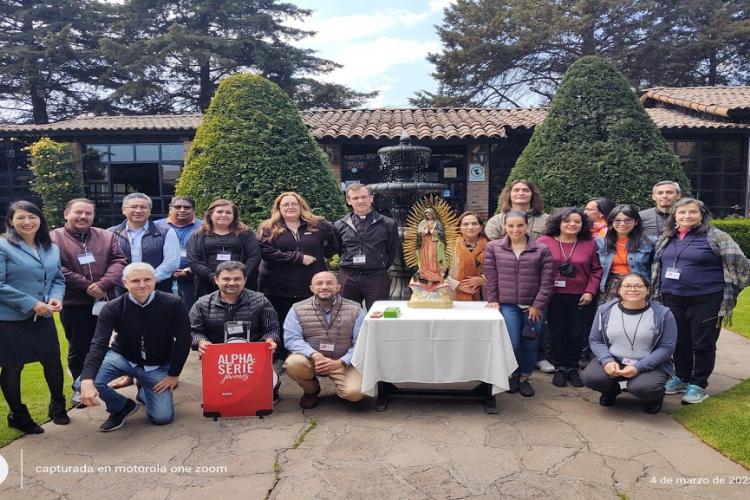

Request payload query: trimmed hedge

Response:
[27,137,85,228]
[506,55,691,210]
[176,73,346,228]
[713,219,750,256]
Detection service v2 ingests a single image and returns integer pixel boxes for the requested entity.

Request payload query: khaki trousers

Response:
[284,353,364,402]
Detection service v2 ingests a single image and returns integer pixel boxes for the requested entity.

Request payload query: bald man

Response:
[283,272,365,409]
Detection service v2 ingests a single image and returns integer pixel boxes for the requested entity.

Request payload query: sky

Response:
[289,0,453,107]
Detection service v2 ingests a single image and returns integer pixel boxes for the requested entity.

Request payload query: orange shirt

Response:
[611,237,630,275]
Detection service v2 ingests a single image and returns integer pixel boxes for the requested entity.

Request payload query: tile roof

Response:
[0,98,748,139]
[641,86,750,118]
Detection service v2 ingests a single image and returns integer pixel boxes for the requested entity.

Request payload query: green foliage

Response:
[176,73,346,229]
[27,137,85,228]
[506,56,691,210]
[713,219,750,257]
[417,0,750,107]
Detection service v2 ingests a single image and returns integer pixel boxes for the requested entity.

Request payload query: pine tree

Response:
[175,73,346,228]
[507,55,690,210]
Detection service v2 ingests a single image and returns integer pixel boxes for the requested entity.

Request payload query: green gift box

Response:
[383,307,401,318]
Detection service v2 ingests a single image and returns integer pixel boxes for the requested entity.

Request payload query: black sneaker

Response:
[643,399,663,414]
[48,398,70,425]
[273,389,280,404]
[518,380,535,397]
[99,399,139,432]
[7,405,44,434]
[599,391,618,407]
[567,370,584,387]
[508,375,520,393]
[552,370,567,387]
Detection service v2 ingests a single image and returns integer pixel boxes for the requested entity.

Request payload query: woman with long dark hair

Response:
[187,199,261,298]
[447,211,488,301]
[537,207,602,388]
[596,205,654,304]
[653,198,750,404]
[256,192,335,356]
[485,179,550,240]
[0,201,68,433]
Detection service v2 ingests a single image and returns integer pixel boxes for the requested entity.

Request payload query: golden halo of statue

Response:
[402,195,459,273]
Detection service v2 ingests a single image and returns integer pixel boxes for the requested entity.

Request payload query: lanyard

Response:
[312,296,343,338]
[669,234,696,267]
[558,239,577,262]
[620,309,645,352]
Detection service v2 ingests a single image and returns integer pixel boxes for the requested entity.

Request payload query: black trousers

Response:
[266,294,309,360]
[662,292,723,388]
[583,361,668,404]
[339,270,390,311]
[60,304,100,382]
[547,293,594,370]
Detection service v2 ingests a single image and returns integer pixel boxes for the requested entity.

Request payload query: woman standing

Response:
[652,198,750,404]
[0,201,68,433]
[257,192,336,345]
[484,211,554,397]
[537,208,602,388]
[446,211,488,301]
[188,199,261,298]
[485,179,550,240]
[583,273,677,413]
[584,197,615,239]
[596,205,653,304]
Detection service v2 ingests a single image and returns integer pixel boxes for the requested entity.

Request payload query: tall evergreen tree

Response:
[102,0,375,113]
[506,55,690,210]
[415,0,750,107]
[0,0,112,123]
[175,73,346,228]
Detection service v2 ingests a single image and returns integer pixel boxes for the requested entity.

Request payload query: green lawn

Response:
[673,378,750,469]
[0,316,72,448]
[726,288,750,340]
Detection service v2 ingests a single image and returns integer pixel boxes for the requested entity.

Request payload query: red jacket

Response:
[50,226,127,306]
[483,236,555,310]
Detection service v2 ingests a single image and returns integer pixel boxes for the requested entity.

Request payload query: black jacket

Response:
[81,291,191,379]
[187,231,261,297]
[334,211,400,273]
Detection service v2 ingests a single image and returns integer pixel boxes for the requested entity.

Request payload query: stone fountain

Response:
[370,131,445,299]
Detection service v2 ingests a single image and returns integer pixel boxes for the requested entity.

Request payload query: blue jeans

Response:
[92,350,174,425]
[501,305,541,377]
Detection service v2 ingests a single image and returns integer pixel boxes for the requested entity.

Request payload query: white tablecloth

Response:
[352,301,518,397]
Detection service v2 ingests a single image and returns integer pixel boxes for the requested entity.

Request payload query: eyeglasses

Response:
[621,284,647,290]
[172,205,194,210]
[280,203,300,209]
[612,218,635,225]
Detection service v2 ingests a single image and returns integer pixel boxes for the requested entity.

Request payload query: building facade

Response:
[1,86,749,228]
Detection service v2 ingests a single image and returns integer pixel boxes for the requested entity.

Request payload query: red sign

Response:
[201,342,273,418]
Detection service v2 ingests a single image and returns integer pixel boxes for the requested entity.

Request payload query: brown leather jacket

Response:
[50,226,127,306]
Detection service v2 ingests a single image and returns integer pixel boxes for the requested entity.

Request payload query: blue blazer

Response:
[0,237,65,321]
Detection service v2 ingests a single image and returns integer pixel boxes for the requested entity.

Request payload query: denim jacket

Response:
[596,237,654,292]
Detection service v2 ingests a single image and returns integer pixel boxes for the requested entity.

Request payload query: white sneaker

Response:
[535,360,555,373]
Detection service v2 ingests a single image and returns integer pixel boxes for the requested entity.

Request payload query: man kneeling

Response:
[79,263,190,431]
[284,272,365,409]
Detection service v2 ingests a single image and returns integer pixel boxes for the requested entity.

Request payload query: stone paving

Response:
[0,331,748,500]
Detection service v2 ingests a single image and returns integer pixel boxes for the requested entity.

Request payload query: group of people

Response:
[1,178,747,435]
[476,179,750,413]
[0,183,393,433]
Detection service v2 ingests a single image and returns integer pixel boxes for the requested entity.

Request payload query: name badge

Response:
[77,252,96,265]
[216,253,232,261]
[180,249,187,258]
[224,321,246,335]
[554,280,566,288]
[621,357,637,366]
[319,342,335,352]
[665,267,681,280]
[92,301,106,316]
[618,380,627,390]
[353,255,366,264]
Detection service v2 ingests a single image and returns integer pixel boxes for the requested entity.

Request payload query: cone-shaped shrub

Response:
[507,55,690,210]
[176,73,346,227]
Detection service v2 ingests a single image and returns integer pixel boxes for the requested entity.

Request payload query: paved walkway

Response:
[0,331,748,500]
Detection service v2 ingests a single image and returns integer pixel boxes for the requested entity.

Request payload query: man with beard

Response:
[51,198,127,406]
[640,181,681,240]
[284,271,365,409]
[189,261,280,400]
